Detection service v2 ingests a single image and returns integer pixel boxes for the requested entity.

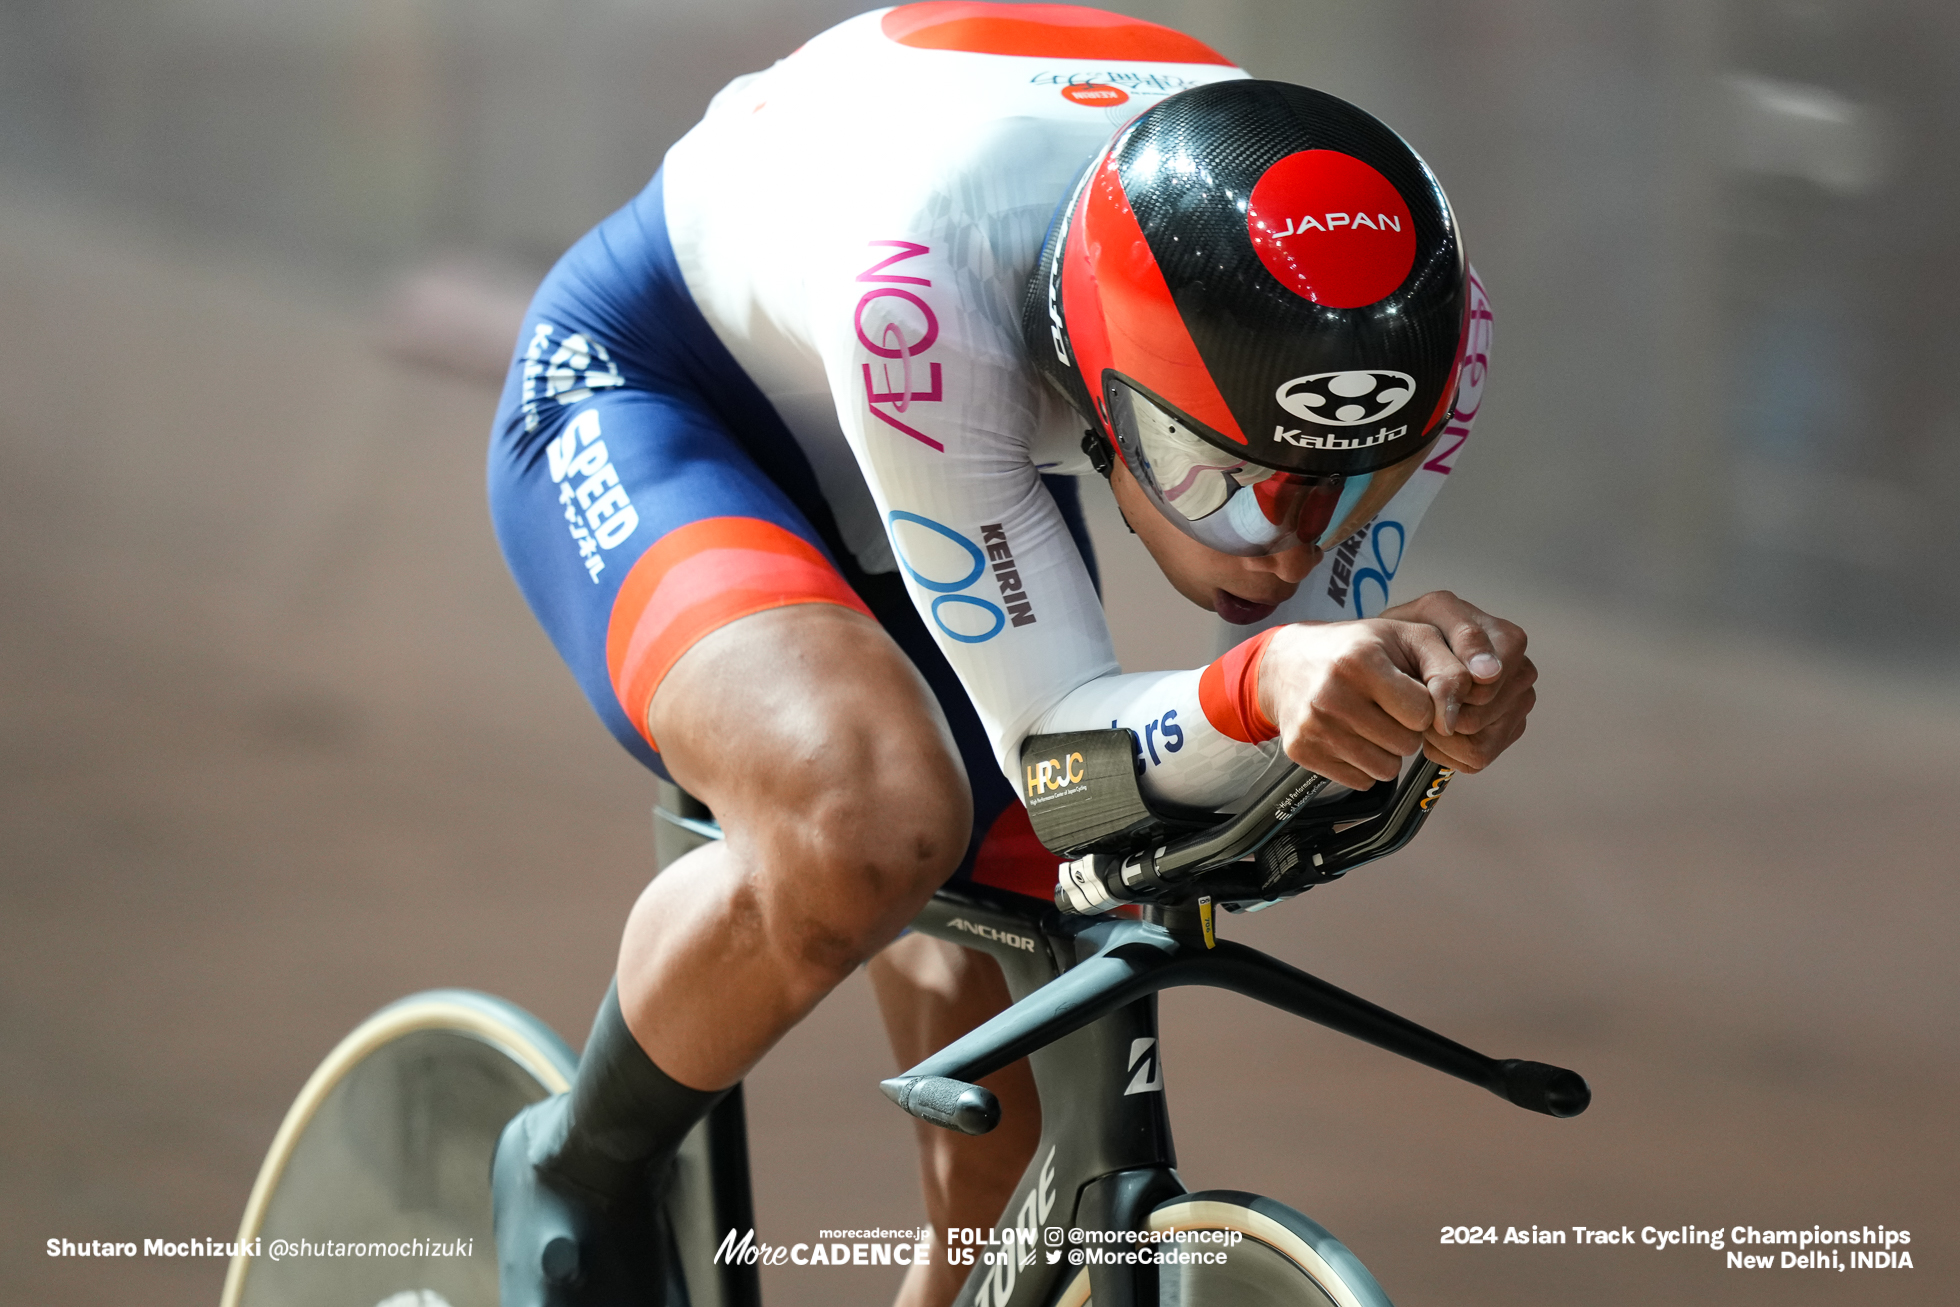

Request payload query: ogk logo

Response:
[1025,752,1085,798]
[1124,1037,1164,1095]
[1276,370,1415,426]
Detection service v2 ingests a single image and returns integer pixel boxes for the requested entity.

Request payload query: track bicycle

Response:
[221,728,1589,1307]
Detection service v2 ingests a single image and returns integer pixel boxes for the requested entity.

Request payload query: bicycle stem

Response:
[881,914,1590,1135]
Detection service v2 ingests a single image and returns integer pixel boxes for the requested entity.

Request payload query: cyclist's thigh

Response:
[655,597,969,812]
[491,387,884,774]
[484,173,1087,881]
[491,381,967,875]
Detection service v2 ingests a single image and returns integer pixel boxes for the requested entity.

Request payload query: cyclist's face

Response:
[1109,458,1324,625]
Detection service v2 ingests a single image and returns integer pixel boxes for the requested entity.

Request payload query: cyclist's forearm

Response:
[1028,664,1281,810]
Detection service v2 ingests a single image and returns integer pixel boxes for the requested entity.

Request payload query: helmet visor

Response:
[1105,376,1344,557]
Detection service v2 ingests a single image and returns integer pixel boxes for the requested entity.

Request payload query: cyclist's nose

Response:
[1241,543,1323,585]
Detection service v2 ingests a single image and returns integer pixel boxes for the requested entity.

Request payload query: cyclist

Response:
[486,6,1530,1306]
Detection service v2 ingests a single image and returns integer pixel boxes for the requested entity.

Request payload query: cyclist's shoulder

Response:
[667,6,1248,215]
[746,5,1245,104]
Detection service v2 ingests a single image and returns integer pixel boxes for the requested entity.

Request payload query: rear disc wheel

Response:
[220,990,576,1307]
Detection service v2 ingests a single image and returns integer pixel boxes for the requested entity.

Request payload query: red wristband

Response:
[1197,627,1281,744]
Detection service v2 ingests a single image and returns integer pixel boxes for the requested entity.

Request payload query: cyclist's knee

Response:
[763,722,970,975]
[652,605,972,971]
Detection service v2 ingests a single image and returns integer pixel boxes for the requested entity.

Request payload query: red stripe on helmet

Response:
[882,3,1232,64]
[1068,151,1248,446]
[606,518,872,749]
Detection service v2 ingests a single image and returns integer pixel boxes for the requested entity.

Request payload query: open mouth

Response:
[1213,591,1277,625]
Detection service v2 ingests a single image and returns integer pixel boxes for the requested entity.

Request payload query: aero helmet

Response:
[1024,80,1468,556]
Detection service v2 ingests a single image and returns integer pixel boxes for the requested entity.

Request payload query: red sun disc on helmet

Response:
[1246,150,1416,309]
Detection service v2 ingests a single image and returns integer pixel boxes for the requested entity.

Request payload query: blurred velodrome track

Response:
[1,178,1954,1307]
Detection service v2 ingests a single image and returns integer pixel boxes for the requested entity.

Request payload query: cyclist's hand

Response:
[1255,620,1475,791]
[1378,590,1535,773]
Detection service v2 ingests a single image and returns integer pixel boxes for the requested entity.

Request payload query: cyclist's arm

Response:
[829,249,1500,811]
[1042,272,1500,802]
[818,228,1292,810]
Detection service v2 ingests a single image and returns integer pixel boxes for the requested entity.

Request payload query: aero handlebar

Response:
[1047,741,1457,915]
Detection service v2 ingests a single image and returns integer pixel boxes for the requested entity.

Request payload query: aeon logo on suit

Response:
[856,241,947,453]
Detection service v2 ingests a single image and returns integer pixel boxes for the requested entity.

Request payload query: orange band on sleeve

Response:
[1197,627,1281,745]
[605,517,873,749]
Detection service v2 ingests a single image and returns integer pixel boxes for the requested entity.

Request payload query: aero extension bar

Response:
[1054,753,1455,914]
[886,735,1591,1137]
[880,910,1591,1136]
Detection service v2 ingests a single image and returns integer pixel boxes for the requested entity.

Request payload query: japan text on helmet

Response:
[1024,80,1469,556]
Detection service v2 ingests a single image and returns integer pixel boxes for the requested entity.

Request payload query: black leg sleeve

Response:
[537,980,729,1201]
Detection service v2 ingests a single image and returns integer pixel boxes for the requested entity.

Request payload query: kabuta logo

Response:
[1025,752,1085,798]
[1272,422,1403,450]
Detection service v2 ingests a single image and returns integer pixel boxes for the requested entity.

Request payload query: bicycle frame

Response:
[654,745,1588,1307]
[895,881,1585,1307]
[906,887,1178,1307]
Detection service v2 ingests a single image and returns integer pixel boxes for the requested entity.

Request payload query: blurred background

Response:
[1,2,1953,1305]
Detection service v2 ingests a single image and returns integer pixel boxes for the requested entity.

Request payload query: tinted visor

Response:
[1105,377,1344,557]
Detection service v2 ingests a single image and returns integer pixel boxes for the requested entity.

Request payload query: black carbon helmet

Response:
[1024,80,1468,554]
